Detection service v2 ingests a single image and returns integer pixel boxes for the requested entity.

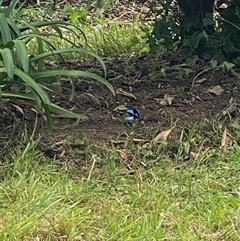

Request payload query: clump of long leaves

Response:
[0,0,114,131]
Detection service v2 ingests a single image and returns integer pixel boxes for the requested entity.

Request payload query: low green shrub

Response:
[0,0,115,131]
[144,0,240,65]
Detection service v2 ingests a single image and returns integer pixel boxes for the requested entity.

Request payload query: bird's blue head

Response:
[126,108,140,119]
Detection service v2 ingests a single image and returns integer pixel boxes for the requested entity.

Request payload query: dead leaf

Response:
[117,149,127,161]
[190,147,210,160]
[82,93,100,104]
[177,156,191,162]
[140,161,149,169]
[132,138,150,144]
[156,94,175,106]
[221,127,227,148]
[113,105,127,112]
[195,95,203,102]
[222,98,237,115]
[190,152,199,160]
[153,126,175,143]
[116,88,137,100]
[221,127,232,149]
[30,107,37,114]
[11,104,24,115]
[195,77,207,84]
[207,85,224,96]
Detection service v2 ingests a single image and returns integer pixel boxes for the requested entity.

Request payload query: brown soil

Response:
[1,53,240,159]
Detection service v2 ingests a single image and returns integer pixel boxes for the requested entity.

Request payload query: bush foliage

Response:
[146,0,240,64]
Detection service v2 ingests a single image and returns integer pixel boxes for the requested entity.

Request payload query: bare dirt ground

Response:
[1,53,240,159]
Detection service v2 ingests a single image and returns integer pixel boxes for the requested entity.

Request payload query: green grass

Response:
[19,7,150,58]
[1,141,240,240]
[26,18,149,59]
[83,18,149,57]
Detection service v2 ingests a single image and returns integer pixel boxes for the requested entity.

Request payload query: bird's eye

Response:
[134,109,140,118]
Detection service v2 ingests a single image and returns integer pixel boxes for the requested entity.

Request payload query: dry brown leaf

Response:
[83,93,100,104]
[195,77,207,84]
[159,94,175,106]
[116,88,137,100]
[153,126,175,143]
[0,103,9,113]
[113,105,127,112]
[59,149,66,158]
[221,127,232,148]
[190,152,199,160]
[132,138,150,144]
[117,149,127,160]
[221,127,227,148]
[31,108,38,115]
[222,98,237,116]
[195,95,203,102]
[207,85,224,96]
[190,147,210,160]
[177,156,191,162]
[11,104,24,115]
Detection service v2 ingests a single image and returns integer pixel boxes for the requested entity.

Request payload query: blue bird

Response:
[123,108,140,121]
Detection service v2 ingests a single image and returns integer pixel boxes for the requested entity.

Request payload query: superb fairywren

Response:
[123,108,140,121]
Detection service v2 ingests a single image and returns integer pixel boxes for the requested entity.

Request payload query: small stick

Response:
[88,155,97,180]
[192,66,216,87]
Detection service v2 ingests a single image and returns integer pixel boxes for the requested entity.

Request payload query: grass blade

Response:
[13,67,51,106]
[0,48,14,80]
[50,103,87,119]
[0,13,12,44]
[1,92,87,120]
[1,0,18,18]
[7,18,21,37]
[14,40,29,73]
[32,69,115,95]
[20,20,44,72]
[30,48,107,78]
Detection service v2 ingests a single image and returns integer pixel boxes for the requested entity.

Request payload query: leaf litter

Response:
[207,85,224,96]
[155,93,175,106]
[2,54,240,162]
